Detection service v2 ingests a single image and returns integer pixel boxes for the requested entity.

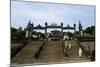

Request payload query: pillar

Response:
[61,22,63,39]
[79,21,83,37]
[25,20,33,40]
[25,28,28,38]
[74,23,76,37]
[45,22,47,39]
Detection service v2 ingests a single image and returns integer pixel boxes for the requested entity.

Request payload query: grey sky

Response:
[11,1,95,32]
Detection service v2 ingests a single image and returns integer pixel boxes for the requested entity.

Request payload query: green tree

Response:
[11,27,26,40]
[84,26,95,35]
[16,30,26,39]
[11,27,17,39]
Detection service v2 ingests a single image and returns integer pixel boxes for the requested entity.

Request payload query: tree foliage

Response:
[11,27,26,40]
[84,26,95,35]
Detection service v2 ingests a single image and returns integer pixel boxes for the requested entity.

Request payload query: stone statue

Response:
[78,48,82,57]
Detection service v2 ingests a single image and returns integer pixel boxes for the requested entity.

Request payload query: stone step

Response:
[36,41,64,63]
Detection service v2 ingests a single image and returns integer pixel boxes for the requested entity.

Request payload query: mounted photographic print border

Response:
[10,0,95,66]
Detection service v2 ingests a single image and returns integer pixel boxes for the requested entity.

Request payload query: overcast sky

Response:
[11,1,95,32]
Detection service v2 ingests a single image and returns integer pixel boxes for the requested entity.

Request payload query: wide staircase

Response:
[36,41,65,64]
[11,40,91,65]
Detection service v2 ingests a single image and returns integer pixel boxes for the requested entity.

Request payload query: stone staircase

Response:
[36,41,65,64]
